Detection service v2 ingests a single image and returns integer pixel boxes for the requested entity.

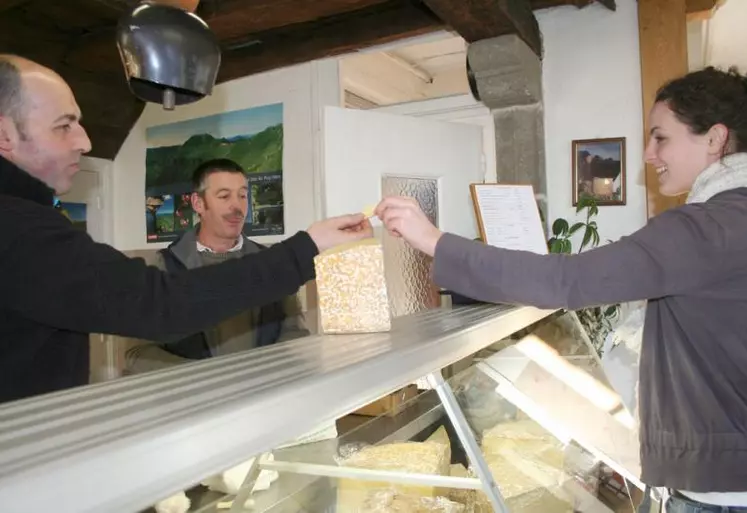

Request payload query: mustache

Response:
[223,210,245,221]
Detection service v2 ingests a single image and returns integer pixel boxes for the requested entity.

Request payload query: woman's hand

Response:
[375,196,443,257]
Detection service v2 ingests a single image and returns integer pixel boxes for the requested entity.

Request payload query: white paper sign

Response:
[471,184,547,255]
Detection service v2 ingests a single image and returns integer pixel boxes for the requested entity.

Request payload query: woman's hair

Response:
[655,66,747,154]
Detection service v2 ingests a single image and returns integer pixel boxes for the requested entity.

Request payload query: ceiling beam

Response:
[0,0,28,13]
[685,0,720,13]
[217,0,444,83]
[421,0,542,56]
[528,0,615,10]
[203,0,392,41]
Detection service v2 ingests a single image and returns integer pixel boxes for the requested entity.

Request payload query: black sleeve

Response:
[0,200,318,339]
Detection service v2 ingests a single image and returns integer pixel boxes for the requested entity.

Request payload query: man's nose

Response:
[74,124,92,154]
[231,196,247,212]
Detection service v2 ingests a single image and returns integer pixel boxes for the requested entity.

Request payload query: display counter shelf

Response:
[0,304,555,513]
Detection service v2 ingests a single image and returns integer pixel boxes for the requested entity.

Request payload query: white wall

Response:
[112,60,341,251]
[373,94,496,183]
[73,156,114,245]
[704,0,747,73]
[538,0,647,246]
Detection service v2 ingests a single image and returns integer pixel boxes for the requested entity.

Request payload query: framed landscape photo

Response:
[572,137,626,206]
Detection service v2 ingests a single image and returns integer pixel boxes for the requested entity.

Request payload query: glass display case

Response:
[0,305,646,513]
[184,311,642,513]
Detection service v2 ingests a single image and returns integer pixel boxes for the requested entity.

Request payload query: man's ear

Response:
[706,123,730,156]
[191,192,205,214]
[0,116,18,153]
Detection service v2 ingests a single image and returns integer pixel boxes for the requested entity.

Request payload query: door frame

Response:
[371,94,496,183]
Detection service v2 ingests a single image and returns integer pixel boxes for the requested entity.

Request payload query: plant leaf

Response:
[562,239,572,254]
[580,226,593,252]
[576,196,590,213]
[590,204,599,217]
[552,218,569,237]
[549,239,563,254]
[568,222,585,236]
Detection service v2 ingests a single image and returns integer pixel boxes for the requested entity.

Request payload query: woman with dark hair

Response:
[376,67,747,512]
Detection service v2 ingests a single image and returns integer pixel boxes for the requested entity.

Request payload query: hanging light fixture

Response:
[116,1,221,110]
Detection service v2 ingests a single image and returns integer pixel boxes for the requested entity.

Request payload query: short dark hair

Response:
[655,66,747,155]
[0,55,27,137]
[191,158,246,193]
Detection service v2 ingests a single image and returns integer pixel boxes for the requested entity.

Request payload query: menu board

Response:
[470,184,547,255]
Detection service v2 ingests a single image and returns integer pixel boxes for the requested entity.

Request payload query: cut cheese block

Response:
[426,425,451,462]
[475,419,572,512]
[474,485,574,513]
[362,205,377,218]
[336,441,450,513]
[448,464,476,511]
[360,489,465,512]
[482,418,565,471]
[314,238,391,334]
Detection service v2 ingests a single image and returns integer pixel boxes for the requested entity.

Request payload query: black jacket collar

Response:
[0,155,54,206]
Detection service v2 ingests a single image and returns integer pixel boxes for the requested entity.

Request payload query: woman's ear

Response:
[706,123,730,156]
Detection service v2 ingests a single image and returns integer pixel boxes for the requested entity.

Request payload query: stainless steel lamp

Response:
[116,2,221,110]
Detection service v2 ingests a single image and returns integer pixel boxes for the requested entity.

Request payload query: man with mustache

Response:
[126,159,309,371]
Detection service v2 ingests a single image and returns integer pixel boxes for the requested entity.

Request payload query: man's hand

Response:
[375,196,442,257]
[307,214,373,253]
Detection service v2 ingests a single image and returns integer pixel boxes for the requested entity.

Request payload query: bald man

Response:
[0,55,372,404]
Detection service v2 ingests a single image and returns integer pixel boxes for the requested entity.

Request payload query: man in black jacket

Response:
[0,55,371,404]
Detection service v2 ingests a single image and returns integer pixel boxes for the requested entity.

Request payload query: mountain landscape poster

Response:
[145,103,284,243]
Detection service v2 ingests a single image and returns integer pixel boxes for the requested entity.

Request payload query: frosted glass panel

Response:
[381,175,440,317]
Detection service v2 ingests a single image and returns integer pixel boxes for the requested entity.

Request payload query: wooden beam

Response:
[63,29,122,75]
[529,0,615,10]
[63,0,414,77]
[203,0,391,42]
[421,0,542,56]
[686,0,719,13]
[0,0,28,13]
[638,0,688,218]
[217,0,444,83]
[0,15,69,64]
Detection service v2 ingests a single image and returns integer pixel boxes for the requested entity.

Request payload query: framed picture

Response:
[572,137,626,206]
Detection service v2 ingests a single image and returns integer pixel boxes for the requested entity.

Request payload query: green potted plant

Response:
[547,195,620,356]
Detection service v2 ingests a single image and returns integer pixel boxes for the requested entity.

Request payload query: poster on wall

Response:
[144,103,284,243]
[54,198,88,233]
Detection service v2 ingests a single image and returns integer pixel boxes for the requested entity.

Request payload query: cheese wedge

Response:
[314,238,391,333]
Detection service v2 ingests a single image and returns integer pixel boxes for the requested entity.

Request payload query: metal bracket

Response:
[228,456,263,513]
[426,371,510,513]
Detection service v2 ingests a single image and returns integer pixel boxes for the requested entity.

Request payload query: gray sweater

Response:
[433,188,747,491]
